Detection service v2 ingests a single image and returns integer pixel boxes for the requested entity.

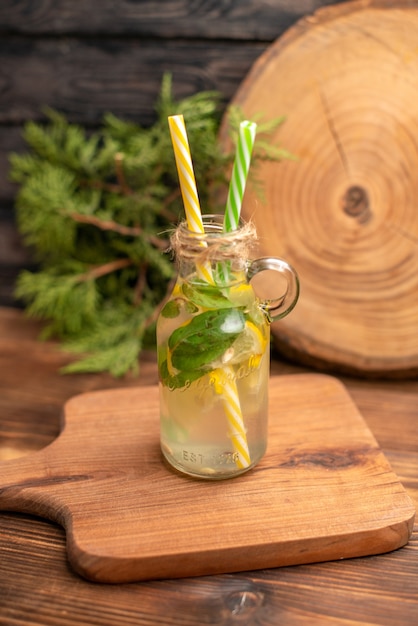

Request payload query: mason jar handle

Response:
[247,257,300,322]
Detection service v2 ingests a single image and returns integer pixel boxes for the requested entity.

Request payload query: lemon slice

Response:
[227,283,254,307]
[221,319,268,366]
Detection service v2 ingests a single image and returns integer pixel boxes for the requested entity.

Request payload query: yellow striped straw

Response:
[213,367,251,469]
[168,114,212,283]
[168,114,250,470]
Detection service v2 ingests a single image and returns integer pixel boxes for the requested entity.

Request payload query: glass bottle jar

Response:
[157,214,299,479]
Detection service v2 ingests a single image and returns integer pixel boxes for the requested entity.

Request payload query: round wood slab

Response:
[221,0,418,377]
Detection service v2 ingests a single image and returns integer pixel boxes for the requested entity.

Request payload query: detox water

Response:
[157,274,270,479]
[156,214,299,480]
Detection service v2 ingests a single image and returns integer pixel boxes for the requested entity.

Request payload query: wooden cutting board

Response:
[0,374,414,583]
[219,0,418,377]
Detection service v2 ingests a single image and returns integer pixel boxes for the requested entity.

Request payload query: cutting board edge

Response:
[67,510,416,584]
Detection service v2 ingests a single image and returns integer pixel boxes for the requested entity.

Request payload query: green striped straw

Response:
[218,120,257,469]
[224,120,257,232]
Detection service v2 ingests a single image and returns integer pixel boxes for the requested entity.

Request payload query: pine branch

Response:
[77,258,133,282]
[10,73,291,377]
[69,212,168,249]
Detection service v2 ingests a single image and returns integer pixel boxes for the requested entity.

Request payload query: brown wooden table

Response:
[0,306,417,625]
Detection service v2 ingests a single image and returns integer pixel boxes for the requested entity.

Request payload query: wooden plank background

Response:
[0,0,347,306]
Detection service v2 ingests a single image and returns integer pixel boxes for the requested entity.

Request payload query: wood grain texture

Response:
[0,513,417,626]
[0,0,347,39]
[0,307,417,624]
[220,0,418,377]
[0,373,414,583]
[0,37,266,126]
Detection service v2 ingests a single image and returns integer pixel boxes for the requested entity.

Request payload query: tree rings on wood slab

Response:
[221,0,418,377]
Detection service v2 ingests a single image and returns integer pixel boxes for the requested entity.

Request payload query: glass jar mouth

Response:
[179,214,238,239]
[172,214,257,263]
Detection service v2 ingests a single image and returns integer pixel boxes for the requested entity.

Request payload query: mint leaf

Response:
[160,300,181,318]
[181,282,231,310]
[168,308,245,371]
